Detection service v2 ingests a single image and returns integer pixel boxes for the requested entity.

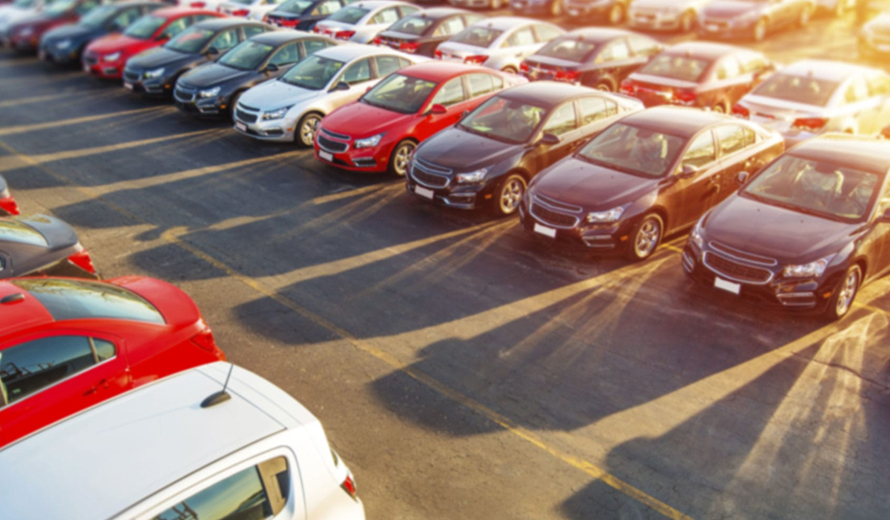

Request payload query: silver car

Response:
[435,16,563,73]
[627,0,712,32]
[233,44,424,145]
[733,59,890,146]
[313,0,420,44]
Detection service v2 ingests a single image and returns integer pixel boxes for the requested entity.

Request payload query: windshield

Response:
[751,73,840,107]
[165,27,214,53]
[277,0,313,14]
[219,40,274,70]
[45,0,77,16]
[459,96,546,144]
[281,54,343,89]
[0,218,48,247]
[638,54,711,82]
[13,279,166,324]
[12,0,37,8]
[741,155,880,222]
[363,74,437,114]
[577,123,686,178]
[450,26,502,48]
[536,37,597,63]
[387,15,434,36]
[79,4,115,26]
[327,6,367,24]
[124,14,165,39]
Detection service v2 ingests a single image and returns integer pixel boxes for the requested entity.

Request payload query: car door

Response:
[417,75,467,138]
[327,56,375,106]
[712,124,761,203]
[592,38,637,91]
[504,24,539,62]
[670,129,721,229]
[266,41,302,75]
[528,101,580,175]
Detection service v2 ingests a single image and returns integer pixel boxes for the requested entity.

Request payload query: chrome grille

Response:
[535,193,582,213]
[174,85,196,103]
[235,109,257,123]
[123,70,139,82]
[318,134,348,153]
[413,157,451,175]
[239,103,260,112]
[703,252,773,285]
[530,203,578,228]
[321,128,350,141]
[709,241,777,266]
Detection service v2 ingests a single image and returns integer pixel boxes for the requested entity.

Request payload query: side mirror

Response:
[205,46,219,57]
[737,171,750,185]
[539,133,560,146]
[264,62,279,73]
[679,164,699,178]
[330,81,350,92]
[878,208,890,224]
[428,103,447,115]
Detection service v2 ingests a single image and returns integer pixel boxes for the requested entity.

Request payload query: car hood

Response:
[533,157,657,210]
[322,100,413,138]
[524,54,581,70]
[179,62,253,88]
[87,32,145,54]
[42,22,98,42]
[19,214,79,250]
[703,195,858,263]
[128,46,195,70]
[701,0,761,18]
[239,78,320,110]
[417,127,517,171]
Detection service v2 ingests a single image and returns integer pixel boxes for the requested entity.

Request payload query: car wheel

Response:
[607,3,624,24]
[711,100,729,113]
[550,0,563,16]
[502,65,518,74]
[679,10,695,32]
[753,18,767,41]
[594,79,614,92]
[388,140,416,177]
[826,265,861,321]
[799,5,812,26]
[297,112,322,147]
[627,213,663,261]
[493,174,526,216]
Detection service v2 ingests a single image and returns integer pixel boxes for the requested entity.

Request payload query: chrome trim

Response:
[702,252,774,285]
[411,159,451,189]
[528,194,581,229]
[414,157,452,175]
[1,354,119,411]
[708,241,778,266]
[318,136,349,154]
[320,128,350,141]
[534,192,583,213]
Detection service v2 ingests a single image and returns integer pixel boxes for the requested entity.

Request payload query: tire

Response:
[711,100,729,113]
[388,140,416,177]
[752,18,767,42]
[679,10,695,32]
[607,3,624,24]
[297,112,322,147]
[798,5,812,27]
[825,265,861,321]
[492,174,526,217]
[502,65,518,74]
[594,79,614,92]
[626,213,663,261]
[550,0,563,16]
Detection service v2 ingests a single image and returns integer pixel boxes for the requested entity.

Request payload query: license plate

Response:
[235,122,247,132]
[533,223,557,239]
[319,150,333,162]
[714,277,741,295]
[414,186,434,200]
[124,82,134,90]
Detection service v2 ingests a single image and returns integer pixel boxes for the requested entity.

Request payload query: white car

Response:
[216,0,289,20]
[733,59,890,146]
[0,362,365,520]
[627,0,712,32]
[313,0,420,44]
[435,16,563,73]
[816,0,856,15]
[179,0,227,11]
[234,44,423,145]
[0,0,51,42]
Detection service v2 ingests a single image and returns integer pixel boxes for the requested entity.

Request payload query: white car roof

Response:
[469,15,544,31]
[779,59,881,81]
[0,363,318,520]
[347,0,413,10]
[317,42,404,61]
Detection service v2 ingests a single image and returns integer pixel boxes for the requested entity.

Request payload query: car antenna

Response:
[201,364,234,408]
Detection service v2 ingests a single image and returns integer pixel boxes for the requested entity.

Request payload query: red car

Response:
[82,7,221,79]
[0,276,226,447]
[0,175,19,217]
[314,62,524,176]
[6,0,101,53]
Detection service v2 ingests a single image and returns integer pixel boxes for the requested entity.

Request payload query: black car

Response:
[175,31,338,117]
[563,0,631,24]
[374,8,483,58]
[0,175,19,217]
[698,0,815,42]
[263,0,351,31]
[520,28,662,92]
[684,135,890,320]
[406,82,644,216]
[123,17,272,96]
[520,107,784,260]
[38,1,160,65]
[0,214,98,279]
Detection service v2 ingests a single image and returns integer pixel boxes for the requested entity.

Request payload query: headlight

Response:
[782,255,835,279]
[143,67,164,79]
[103,51,121,62]
[456,168,487,184]
[586,205,626,224]
[56,39,71,50]
[262,105,293,121]
[354,133,384,149]
[690,219,704,249]
[198,86,221,99]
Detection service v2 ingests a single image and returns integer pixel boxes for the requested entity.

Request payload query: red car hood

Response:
[86,33,151,56]
[323,101,414,139]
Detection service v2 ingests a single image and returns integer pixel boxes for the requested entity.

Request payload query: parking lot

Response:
[2,10,890,520]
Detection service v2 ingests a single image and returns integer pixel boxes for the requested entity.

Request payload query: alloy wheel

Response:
[390,141,415,177]
[299,114,321,147]
[834,267,860,318]
[631,215,662,260]
[497,175,525,215]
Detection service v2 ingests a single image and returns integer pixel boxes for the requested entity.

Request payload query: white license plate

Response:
[123,82,134,90]
[714,277,741,295]
[414,186,434,200]
[318,150,333,162]
[533,223,557,239]
[235,122,247,132]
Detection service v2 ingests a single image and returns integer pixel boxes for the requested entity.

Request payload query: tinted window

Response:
[533,24,561,43]
[372,7,399,24]
[433,16,464,37]
[388,14,433,36]
[80,4,116,26]
[375,55,402,77]
[363,73,437,113]
[682,131,716,169]
[328,6,368,24]
[341,58,371,84]
[506,27,535,47]
[466,73,495,98]
[269,42,302,65]
[160,18,190,40]
[111,8,141,30]
[627,35,659,56]
[752,73,839,107]
[315,0,341,15]
[431,77,465,106]
[124,15,165,39]
[715,125,753,156]
[279,0,312,14]
[638,54,711,82]
[460,96,545,144]
[13,279,165,324]
[165,27,214,53]
[209,29,240,52]
[303,38,331,56]
[0,218,48,247]
[542,103,577,136]
[845,76,870,103]
[715,57,741,80]
[738,53,768,74]
[536,37,596,63]
[451,26,502,48]
[219,41,273,70]
[577,123,685,178]
[597,39,630,63]
[150,466,274,520]
[281,55,343,89]
[243,25,266,39]
[578,96,616,125]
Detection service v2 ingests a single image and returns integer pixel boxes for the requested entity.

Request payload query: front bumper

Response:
[405,162,491,210]
[697,18,756,39]
[313,129,390,173]
[233,105,296,142]
[628,10,683,30]
[122,67,174,95]
[174,85,226,116]
[564,1,613,17]
[39,41,81,64]
[8,32,39,52]
[84,54,126,79]
[518,196,634,252]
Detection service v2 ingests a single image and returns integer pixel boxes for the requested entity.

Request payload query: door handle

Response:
[84,379,109,396]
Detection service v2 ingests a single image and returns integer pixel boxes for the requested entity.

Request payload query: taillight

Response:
[232,9,249,16]
[313,26,321,33]
[68,250,95,274]
[335,30,355,40]
[0,194,19,216]
[792,117,828,132]
[674,90,696,104]
[519,62,529,72]
[464,55,487,65]
[262,14,269,22]
[190,1,206,6]
[341,474,357,500]
[619,80,635,95]
[434,49,443,59]
[281,19,298,27]
[372,36,382,45]
[555,69,580,83]
[732,103,750,118]
[191,324,220,354]
[399,41,420,53]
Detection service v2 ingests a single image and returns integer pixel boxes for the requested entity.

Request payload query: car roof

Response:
[316,42,396,60]
[400,61,492,81]
[470,15,542,30]
[778,59,879,81]
[661,41,747,60]
[193,17,264,30]
[347,0,411,9]
[790,134,890,174]
[0,363,318,520]
[564,27,636,43]
[620,106,738,137]
[0,280,54,335]
[251,29,327,45]
[409,6,470,18]
[499,81,604,108]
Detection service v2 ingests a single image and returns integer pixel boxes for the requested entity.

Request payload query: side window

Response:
[303,38,331,57]
[681,131,717,170]
[398,57,411,68]
[506,27,535,47]
[315,0,342,15]
[716,57,741,80]
[541,103,577,137]
[867,74,890,97]
[269,42,302,66]
[375,55,402,77]
[192,14,218,23]
[714,125,753,156]
[398,5,420,16]
[209,29,239,52]
[598,39,630,63]
[111,8,140,30]
[372,7,399,24]
[738,53,768,75]
[243,25,266,39]
[627,36,658,56]
[532,24,561,43]
[0,336,114,408]
[433,16,465,37]
[466,73,495,98]
[341,58,372,84]
[578,96,617,125]
[845,76,870,103]
[161,18,189,39]
[430,77,465,107]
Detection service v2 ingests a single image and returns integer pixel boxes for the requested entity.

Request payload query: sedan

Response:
[216,0,288,20]
[683,135,890,321]
[263,0,351,31]
[858,10,890,63]
[315,62,521,176]
[627,0,712,32]
[0,0,53,43]
[563,0,630,25]
[175,31,338,117]
[313,0,420,44]
[406,82,644,216]
[124,17,271,96]
[520,28,662,92]
[233,44,422,145]
[521,107,784,260]
[698,0,815,42]
[732,60,890,146]
[0,276,226,447]
[0,175,20,217]
[5,0,100,53]
[374,7,484,58]
[435,16,563,73]
[620,42,775,114]
[0,214,97,279]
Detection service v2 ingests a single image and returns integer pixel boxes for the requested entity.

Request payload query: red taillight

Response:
[189,1,206,7]
[68,250,96,274]
[341,475,357,500]
[434,49,443,59]
[335,30,355,40]
[313,25,321,33]
[0,195,19,216]
[555,69,580,83]
[519,62,529,72]
[232,9,249,16]
[191,324,222,356]
[732,103,750,118]
[281,19,298,27]
[792,117,828,132]
[372,36,382,45]
[464,55,487,65]
[674,90,696,104]
[262,14,269,22]
[619,80,635,95]
[399,41,420,53]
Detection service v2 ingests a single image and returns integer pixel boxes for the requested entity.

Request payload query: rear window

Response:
[450,26,502,48]
[0,219,48,247]
[638,54,711,83]
[752,73,840,107]
[14,279,166,324]
[536,37,597,63]
[327,6,368,24]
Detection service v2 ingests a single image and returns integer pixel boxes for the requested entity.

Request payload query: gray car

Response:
[313,0,420,44]
[0,214,98,279]
[435,16,563,73]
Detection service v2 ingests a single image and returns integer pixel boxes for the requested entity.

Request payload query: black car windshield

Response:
[363,73,437,114]
[741,155,880,222]
[751,73,839,107]
[219,40,274,70]
[45,0,77,16]
[277,0,313,14]
[80,5,117,27]
[0,219,48,247]
[450,26,502,48]
[459,96,546,144]
[165,27,215,53]
[638,54,711,82]
[281,54,343,89]
[327,6,368,24]
[124,14,165,39]
[387,15,434,36]
[536,37,597,63]
[577,123,686,178]
[13,279,166,324]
